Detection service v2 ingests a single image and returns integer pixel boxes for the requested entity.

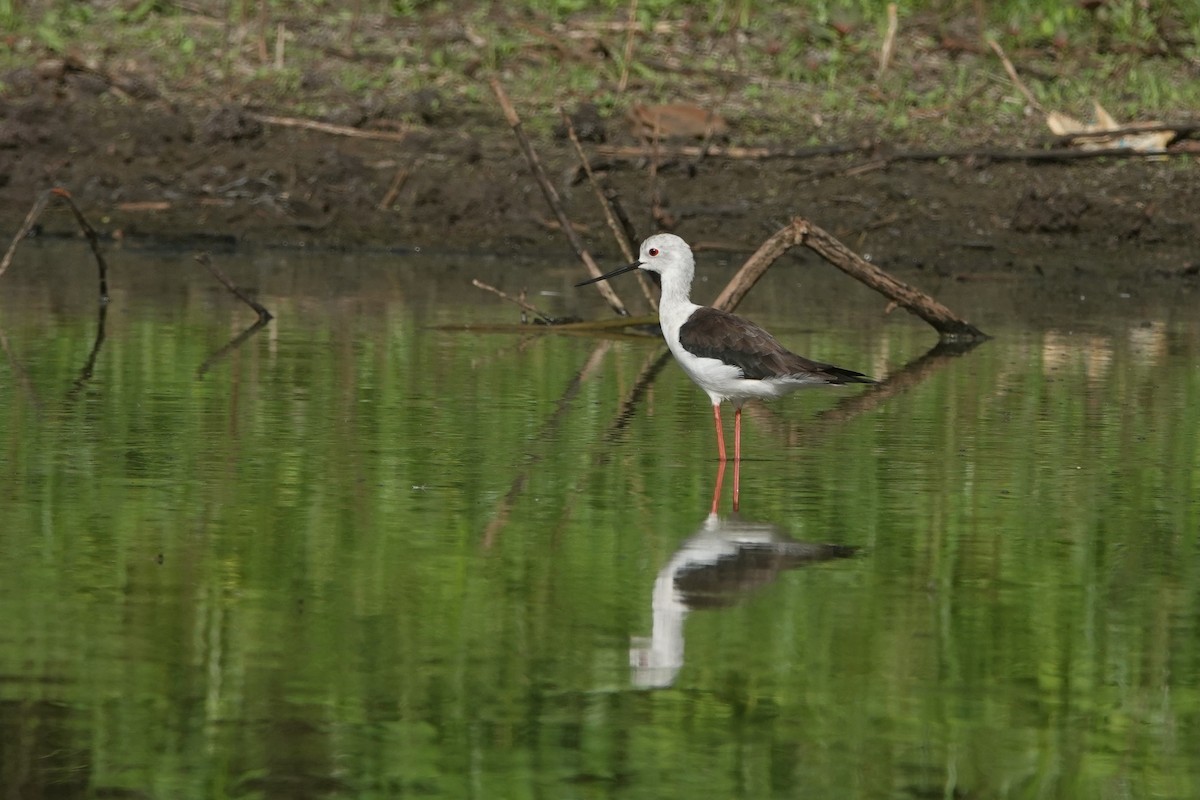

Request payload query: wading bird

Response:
[578,233,876,464]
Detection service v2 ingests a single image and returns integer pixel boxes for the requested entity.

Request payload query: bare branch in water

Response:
[194,252,273,322]
[1,187,109,302]
[713,217,987,341]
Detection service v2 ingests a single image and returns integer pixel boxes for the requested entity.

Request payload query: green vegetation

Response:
[1,1,1198,146]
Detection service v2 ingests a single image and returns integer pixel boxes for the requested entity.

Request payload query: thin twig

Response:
[617,0,638,92]
[472,278,557,323]
[194,252,273,321]
[248,113,410,142]
[377,165,411,210]
[0,191,52,281]
[560,108,657,310]
[256,0,269,63]
[594,142,869,161]
[560,110,636,262]
[51,189,110,301]
[648,116,669,229]
[489,77,629,316]
[432,314,659,335]
[346,0,362,49]
[987,37,1042,113]
[877,3,899,80]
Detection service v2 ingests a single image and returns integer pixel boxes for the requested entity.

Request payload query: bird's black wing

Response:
[679,307,874,384]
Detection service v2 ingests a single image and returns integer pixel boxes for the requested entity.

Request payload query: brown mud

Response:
[2,72,1197,288]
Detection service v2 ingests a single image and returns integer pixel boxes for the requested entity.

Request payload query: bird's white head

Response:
[574,232,696,302]
[636,233,693,279]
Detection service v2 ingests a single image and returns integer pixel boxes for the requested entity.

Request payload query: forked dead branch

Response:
[0,187,109,301]
[487,80,985,342]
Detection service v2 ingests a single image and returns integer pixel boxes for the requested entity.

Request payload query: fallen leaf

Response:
[1046,101,1173,152]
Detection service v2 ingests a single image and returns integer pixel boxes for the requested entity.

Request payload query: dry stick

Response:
[602,138,1194,166]
[274,22,286,70]
[377,165,411,210]
[648,117,668,228]
[560,111,636,262]
[194,252,273,322]
[877,3,899,79]
[55,190,111,301]
[0,190,52,281]
[472,278,557,323]
[594,142,868,161]
[347,0,362,49]
[431,314,659,334]
[52,188,110,301]
[883,146,1196,163]
[256,0,269,63]
[617,0,638,92]
[987,37,1043,113]
[810,147,1197,179]
[489,77,629,316]
[560,109,657,310]
[713,218,986,340]
[248,113,410,143]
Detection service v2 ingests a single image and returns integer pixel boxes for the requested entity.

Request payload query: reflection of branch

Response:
[748,338,987,445]
[66,302,108,402]
[482,341,613,549]
[0,326,41,412]
[196,317,272,379]
[817,338,984,425]
[194,252,273,321]
[0,187,109,301]
[605,348,672,443]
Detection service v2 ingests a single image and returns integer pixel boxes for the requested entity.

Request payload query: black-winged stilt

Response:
[579,233,876,464]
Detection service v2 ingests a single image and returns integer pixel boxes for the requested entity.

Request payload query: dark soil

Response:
[2,70,1198,284]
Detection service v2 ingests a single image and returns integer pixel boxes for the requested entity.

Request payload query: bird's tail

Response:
[824,365,877,385]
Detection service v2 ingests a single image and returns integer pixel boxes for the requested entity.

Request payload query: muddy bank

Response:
[1,77,1197,286]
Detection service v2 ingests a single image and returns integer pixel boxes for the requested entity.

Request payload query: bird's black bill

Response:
[575,261,642,287]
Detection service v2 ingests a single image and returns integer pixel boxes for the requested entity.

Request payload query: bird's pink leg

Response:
[712,404,727,462]
[709,459,726,515]
[732,406,742,510]
[734,406,742,463]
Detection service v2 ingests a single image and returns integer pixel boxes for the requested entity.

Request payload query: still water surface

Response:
[1,241,1197,798]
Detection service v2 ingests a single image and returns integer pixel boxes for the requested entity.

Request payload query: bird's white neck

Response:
[656,260,695,310]
[654,260,699,341]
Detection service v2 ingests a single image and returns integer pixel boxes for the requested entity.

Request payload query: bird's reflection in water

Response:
[631,468,858,689]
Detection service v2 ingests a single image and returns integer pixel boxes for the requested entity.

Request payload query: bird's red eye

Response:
[648,248,659,256]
